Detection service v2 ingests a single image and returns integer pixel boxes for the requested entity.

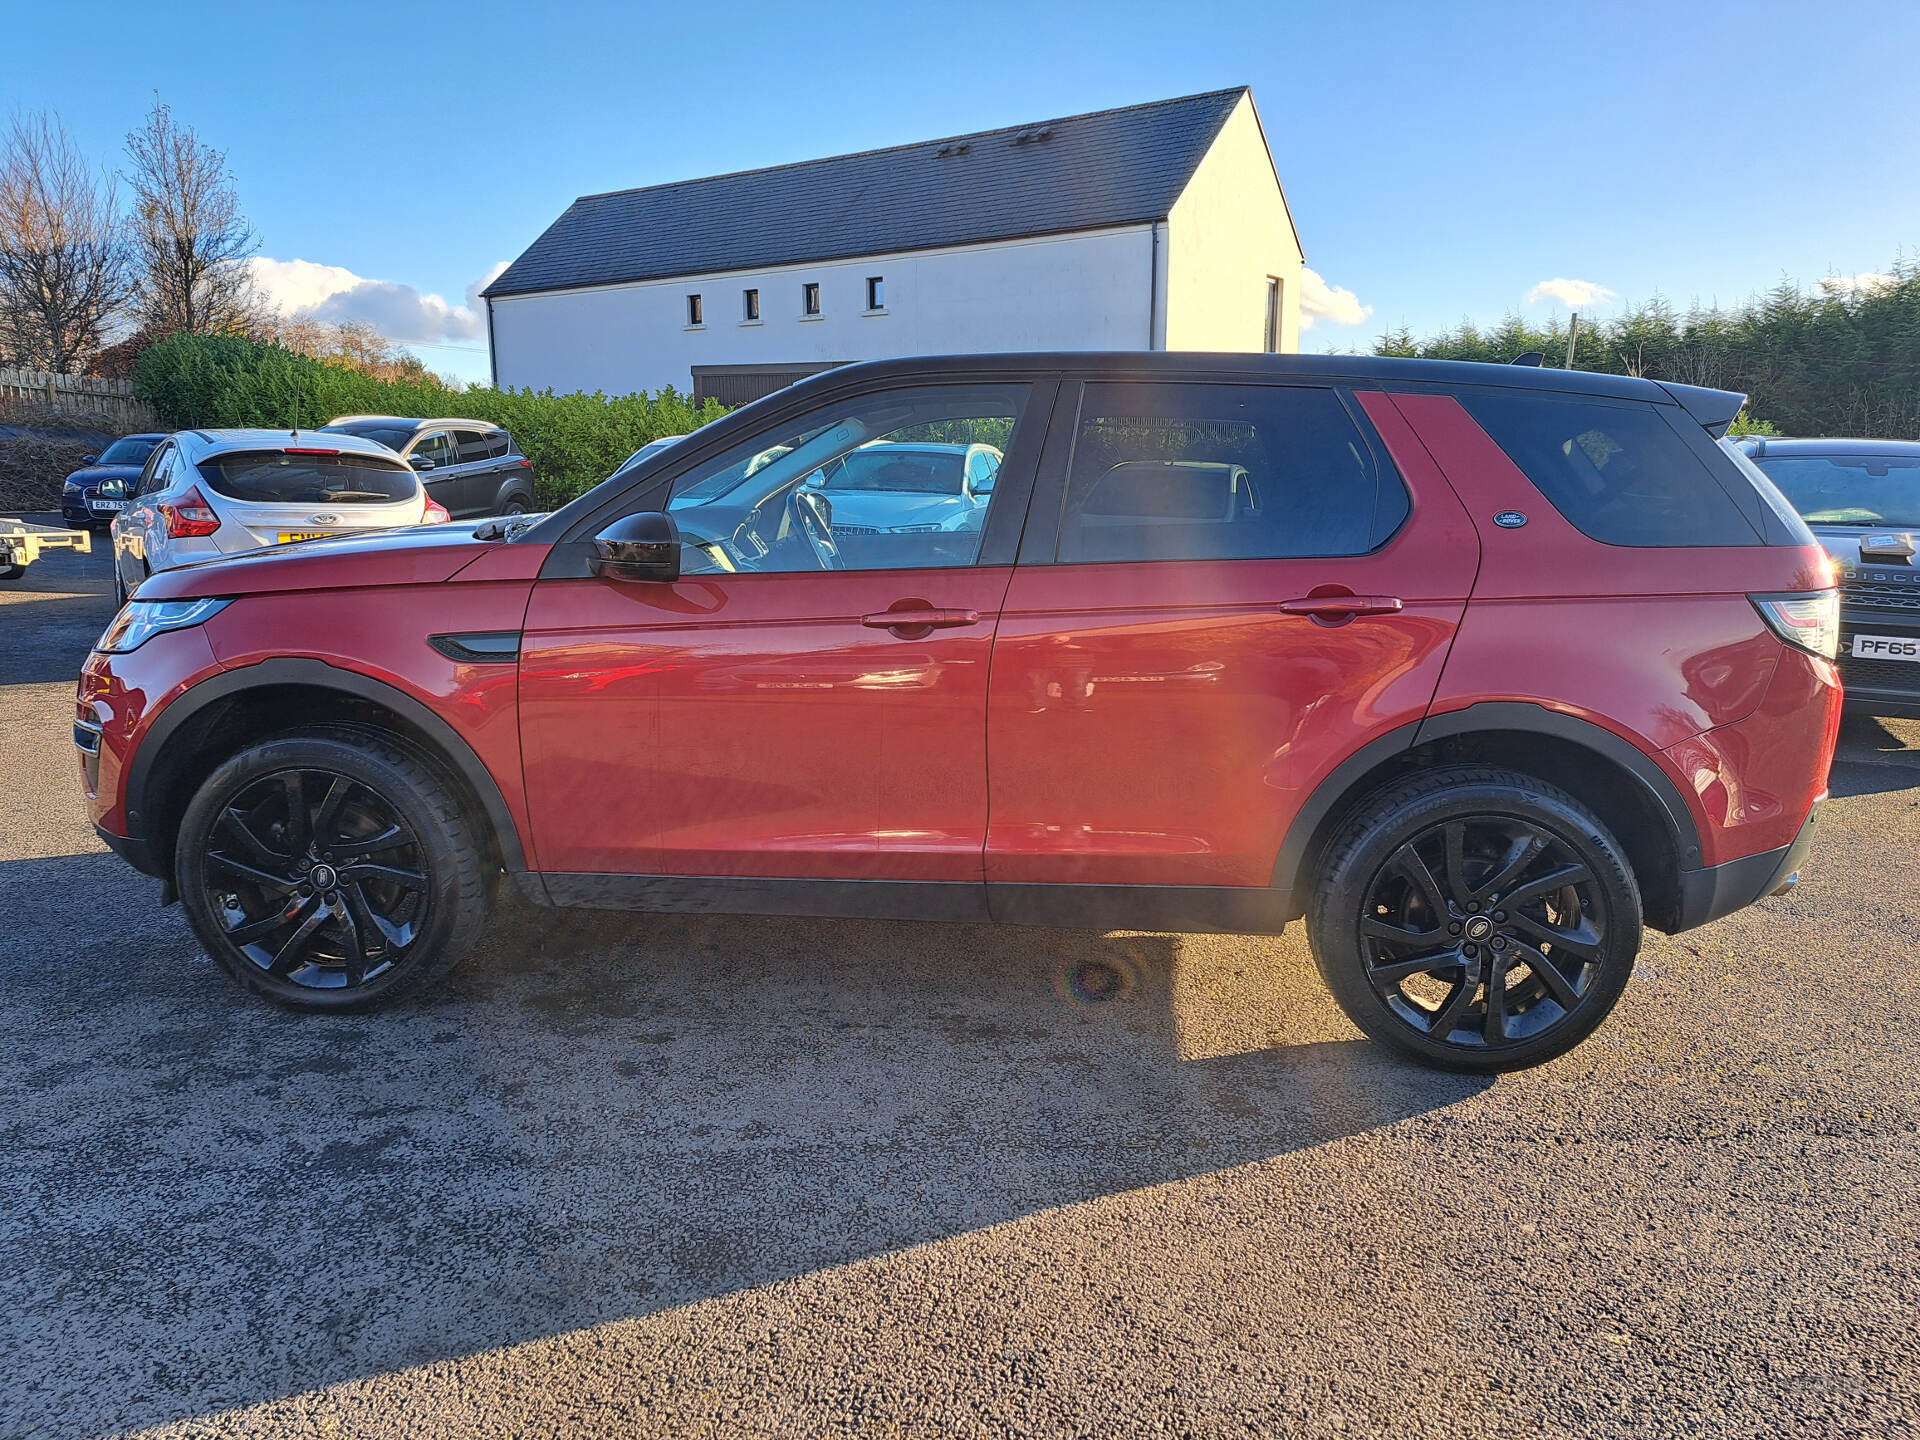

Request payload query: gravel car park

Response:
[3,530,1918,1438]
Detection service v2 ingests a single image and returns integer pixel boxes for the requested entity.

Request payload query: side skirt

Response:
[538,874,1300,935]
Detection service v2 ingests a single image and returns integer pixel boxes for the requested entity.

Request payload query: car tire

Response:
[1307,765,1642,1073]
[174,725,490,1011]
[500,497,530,515]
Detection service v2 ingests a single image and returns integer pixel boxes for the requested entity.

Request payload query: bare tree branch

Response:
[0,111,133,372]
[124,99,262,338]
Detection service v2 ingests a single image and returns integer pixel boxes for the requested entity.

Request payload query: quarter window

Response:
[1462,391,1761,547]
[1056,383,1406,564]
[665,384,1028,574]
[802,282,821,316]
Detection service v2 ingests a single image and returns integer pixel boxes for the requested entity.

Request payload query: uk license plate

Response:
[276,530,331,544]
[90,499,127,512]
[1851,634,1920,661]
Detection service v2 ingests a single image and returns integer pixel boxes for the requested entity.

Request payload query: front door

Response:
[985,380,1480,899]
[519,380,1049,892]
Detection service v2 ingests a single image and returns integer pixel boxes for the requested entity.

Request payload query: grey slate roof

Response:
[483,88,1251,299]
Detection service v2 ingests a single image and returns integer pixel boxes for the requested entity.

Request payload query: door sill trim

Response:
[538,874,1300,933]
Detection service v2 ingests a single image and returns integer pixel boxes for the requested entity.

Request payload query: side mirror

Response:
[591,511,681,584]
[412,455,436,471]
[82,453,97,464]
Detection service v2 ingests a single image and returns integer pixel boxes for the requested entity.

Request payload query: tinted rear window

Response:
[324,424,414,452]
[1462,392,1760,547]
[1057,383,1406,564]
[196,451,416,505]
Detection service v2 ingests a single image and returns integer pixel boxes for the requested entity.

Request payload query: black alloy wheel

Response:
[201,768,427,990]
[1309,766,1642,1072]
[176,727,488,1009]
[1360,815,1605,1049]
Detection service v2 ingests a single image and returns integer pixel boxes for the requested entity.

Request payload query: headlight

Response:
[95,598,233,654]
[1751,591,1839,661]
[63,480,82,493]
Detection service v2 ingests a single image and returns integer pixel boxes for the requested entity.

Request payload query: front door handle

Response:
[1278,594,1404,618]
[862,607,982,630]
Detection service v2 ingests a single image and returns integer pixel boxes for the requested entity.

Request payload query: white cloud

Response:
[1816,271,1896,297]
[1526,277,1615,309]
[1299,267,1373,330]
[249,256,507,345]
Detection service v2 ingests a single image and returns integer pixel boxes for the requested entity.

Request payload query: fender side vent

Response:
[429,631,522,663]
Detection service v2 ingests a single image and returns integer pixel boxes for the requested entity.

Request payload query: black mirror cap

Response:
[591,510,681,583]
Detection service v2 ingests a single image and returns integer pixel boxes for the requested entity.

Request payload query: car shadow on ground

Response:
[0,518,115,686]
[0,862,1487,1435]
[1828,715,1920,798]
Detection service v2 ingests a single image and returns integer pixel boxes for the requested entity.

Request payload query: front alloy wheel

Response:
[176,727,488,1009]
[202,769,428,989]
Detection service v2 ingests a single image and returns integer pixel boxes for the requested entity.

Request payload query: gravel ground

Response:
[3,535,1916,1440]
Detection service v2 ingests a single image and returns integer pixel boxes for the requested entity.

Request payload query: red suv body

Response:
[77,355,1841,1070]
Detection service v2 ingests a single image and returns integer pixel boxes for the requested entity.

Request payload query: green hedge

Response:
[133,334,729,506]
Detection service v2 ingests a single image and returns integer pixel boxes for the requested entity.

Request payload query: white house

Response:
[483,87,1305,406]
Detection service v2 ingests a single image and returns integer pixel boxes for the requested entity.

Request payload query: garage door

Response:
[691,362,845,408]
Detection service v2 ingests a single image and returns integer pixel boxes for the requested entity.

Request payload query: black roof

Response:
[1745,437,1920,457]
[784,351,1742,417]
[483,88,1253,299]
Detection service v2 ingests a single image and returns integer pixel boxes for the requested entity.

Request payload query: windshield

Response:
[323,424,414,452]
[196,451,417,505]
[98,437,159,466]
[821,448,966,495]
[1756,454,1920,528]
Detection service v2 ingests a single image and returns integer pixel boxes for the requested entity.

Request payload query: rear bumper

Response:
[1673,798,1821,932]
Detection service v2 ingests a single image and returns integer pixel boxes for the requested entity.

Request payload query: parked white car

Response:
[109,429,446,603]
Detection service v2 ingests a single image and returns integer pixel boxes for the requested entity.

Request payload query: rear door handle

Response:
[1278,594,1404,618]
[862,608,982,630]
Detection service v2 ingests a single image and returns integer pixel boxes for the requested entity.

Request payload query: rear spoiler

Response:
[1657,381,1746,439]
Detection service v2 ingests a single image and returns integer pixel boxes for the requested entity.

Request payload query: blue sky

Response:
[7,0,1917,383]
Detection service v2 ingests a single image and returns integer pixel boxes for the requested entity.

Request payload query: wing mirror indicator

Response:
[591,511,682,584]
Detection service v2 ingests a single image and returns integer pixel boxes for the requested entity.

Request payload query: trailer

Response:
[0,518,91,579]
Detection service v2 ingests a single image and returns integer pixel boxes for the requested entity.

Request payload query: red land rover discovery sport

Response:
[77,355,1841,1071]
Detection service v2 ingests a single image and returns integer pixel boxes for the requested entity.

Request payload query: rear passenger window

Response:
[1057,384,1405,564]
[454,430,499,464]
[1462,392,1760,547]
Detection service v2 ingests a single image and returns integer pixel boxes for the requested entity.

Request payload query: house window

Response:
[1263,278,1282,353]
[743,288,759,321]
[802,282,821,316]
[865,276,885,312]
[687,294,703,327]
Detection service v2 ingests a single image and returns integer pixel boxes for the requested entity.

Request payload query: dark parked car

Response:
[60,434,166,530]
[318,416,536,518]
[82,353,1839,1073]
[1741,437,1920,719]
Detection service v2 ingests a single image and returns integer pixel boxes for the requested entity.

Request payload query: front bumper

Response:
[1673,798,1821,932]
[94,822,162,877]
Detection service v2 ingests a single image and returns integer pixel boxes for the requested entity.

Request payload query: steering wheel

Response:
[788,487,845,571]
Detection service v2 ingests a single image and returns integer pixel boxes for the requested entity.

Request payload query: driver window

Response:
[410,432,456,470]
[665,384,1027,575]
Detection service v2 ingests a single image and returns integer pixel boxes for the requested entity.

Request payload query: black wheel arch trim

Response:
[122,657,529,876]
[1272,701,1704,894]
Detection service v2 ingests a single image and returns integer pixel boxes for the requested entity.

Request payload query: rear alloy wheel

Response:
[175,727,488,1010]
[1309,766,1642,1072]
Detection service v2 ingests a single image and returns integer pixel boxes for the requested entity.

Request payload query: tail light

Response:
[159,487,221,538]
[421,496,451,524]
[1751,591,1839,660]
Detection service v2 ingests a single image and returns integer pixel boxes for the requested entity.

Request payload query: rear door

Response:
[451,429,504,515]
[984,378,1480,906]
[518,379,1053,894]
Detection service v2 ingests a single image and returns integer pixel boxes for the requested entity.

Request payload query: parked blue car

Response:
[59,434,166,530]
[805,441,1002,535]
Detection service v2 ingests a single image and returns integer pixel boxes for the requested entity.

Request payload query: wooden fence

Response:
[0,368,156,432]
